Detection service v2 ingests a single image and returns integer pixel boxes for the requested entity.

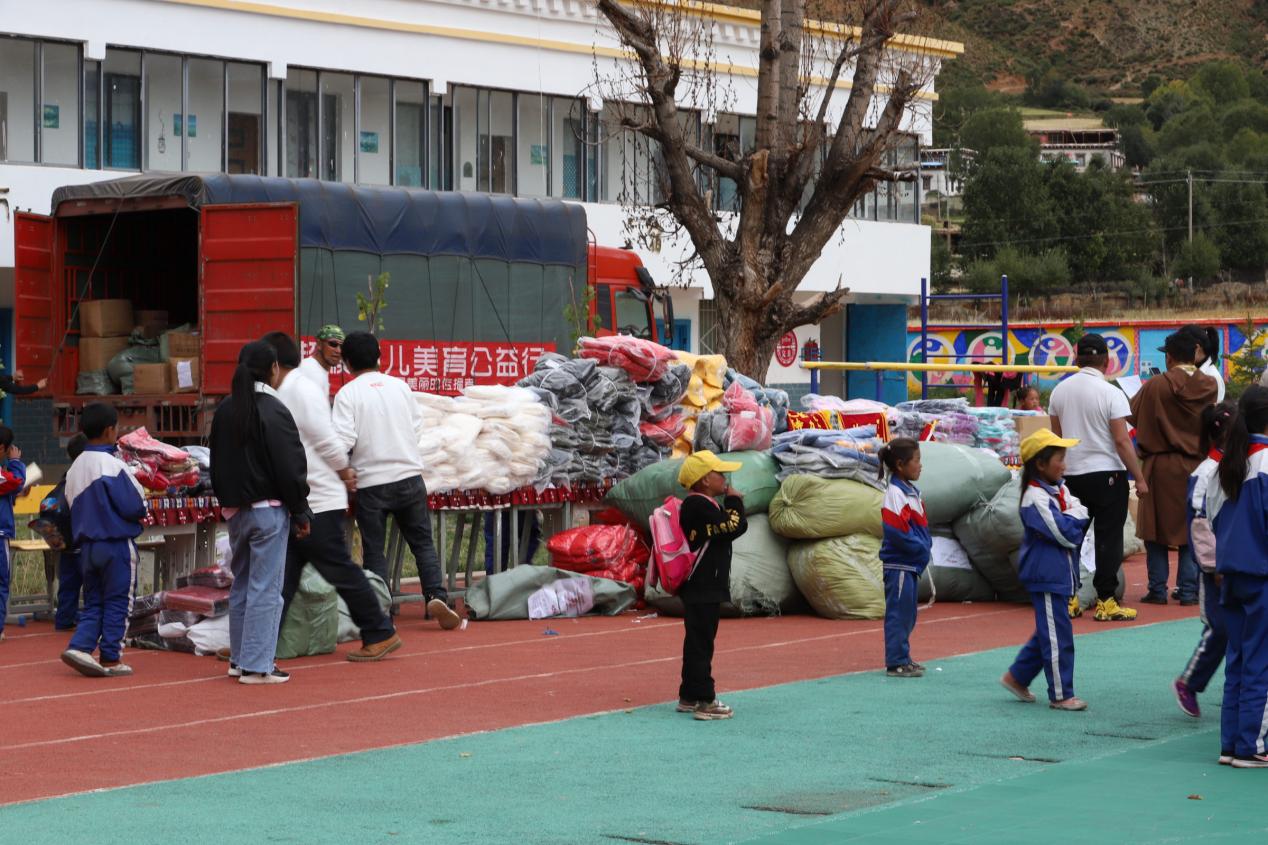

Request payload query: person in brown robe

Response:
[1129,331,1218,605]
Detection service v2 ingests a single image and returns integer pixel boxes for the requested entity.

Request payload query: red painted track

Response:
[0,554,1196,805]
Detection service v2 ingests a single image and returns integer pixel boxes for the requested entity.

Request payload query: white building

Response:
[0,0,960,425]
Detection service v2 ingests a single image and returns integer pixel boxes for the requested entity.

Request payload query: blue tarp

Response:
[50,174,588,267]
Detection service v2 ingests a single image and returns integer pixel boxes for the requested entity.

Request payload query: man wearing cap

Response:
[300,325,346,394]
[1128,331,1218,606]
[1049,333,1149,622]
[676,451,747,721]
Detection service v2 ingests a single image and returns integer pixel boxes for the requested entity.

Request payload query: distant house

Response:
[921,148,976,199]
[1025,118,1125,172]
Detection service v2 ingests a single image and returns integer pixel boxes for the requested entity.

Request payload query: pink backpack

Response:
[647,494,710,595]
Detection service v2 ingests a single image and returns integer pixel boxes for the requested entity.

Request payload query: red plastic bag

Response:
[722,382,773,451]
[548,525,647,572]
[577,336,676,383]
[639,413,686,447]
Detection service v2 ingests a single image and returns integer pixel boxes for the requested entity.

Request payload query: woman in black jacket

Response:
[210,341,310,685]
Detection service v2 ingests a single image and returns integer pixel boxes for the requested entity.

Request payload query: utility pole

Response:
[1187,169,1193,244]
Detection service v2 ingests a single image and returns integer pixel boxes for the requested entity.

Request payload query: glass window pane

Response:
[484,90,513,194]
[714,113,740,213]
[227,62,262,174]
[285,68,317,178]
[41,42,80,166]
[84,59,99,169]
[144,52,182,171]
[357,76,390,185]
[552,97,584,200]
[0,37,37,162]
[320,71,354,181]
[430,94,451,190]
[102,49,140,169]
[453,86,478,191]
[615,290,652,338]
[516,93,549,198]
[266,78,280,176]
[185,58,223,172]
[393,79,425,187]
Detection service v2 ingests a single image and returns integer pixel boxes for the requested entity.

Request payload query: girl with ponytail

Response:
[210,340,312,685]
[1205,386,1268,767]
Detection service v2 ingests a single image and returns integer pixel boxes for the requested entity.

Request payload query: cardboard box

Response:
[136,310,170,339]
[169,357,200,393]
[1013,413,1052,443]
[79,336,131,373]
[80,300,135,338]
[161,329,200,361]
[131,363,170,395]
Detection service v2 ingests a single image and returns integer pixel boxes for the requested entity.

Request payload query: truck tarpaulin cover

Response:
[50,175,588,266]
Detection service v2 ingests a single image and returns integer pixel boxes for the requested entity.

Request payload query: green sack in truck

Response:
[605,451,780,532]
[786,534,885,620]
[918,441,1012,524]
[767,475,883,540]
[276,564,340,659]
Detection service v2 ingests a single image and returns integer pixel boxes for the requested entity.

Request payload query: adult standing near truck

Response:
[263,331,402,662]
[332,331,462,630]
[210,341,312,684]
[298,325,345,395]
[1048,333,1148,622]
[0,369,48,395]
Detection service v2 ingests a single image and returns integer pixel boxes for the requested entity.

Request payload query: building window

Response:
[84,59,100,169]
[358,75,390,185]
[103,48,140,169]
[185,58,224,172]
[285,69,318,178]
[712,113,755,213]
[0,37,37,163]
[41,41,80,166]
[143,52,181,171]
[516,92,549,198]
[393,79,426,187]
[453,86,514,195]
[227,62,263,175]
[430,94,451,190]
[551,97,585,200]
[321,72,354,182]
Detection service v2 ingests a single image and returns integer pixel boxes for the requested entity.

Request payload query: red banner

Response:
[301,338,554,395]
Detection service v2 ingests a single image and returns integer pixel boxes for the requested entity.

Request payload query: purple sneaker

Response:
[1174,679,1200,718]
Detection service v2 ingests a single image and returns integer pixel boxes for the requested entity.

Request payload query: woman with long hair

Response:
[209,340,311,685]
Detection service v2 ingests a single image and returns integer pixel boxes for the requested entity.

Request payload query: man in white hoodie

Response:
[333,331,461,630]
[264,332,404,659]
[299,324,345,395]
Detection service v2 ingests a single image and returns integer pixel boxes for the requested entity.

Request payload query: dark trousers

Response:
[1064,471,1128,602]
[483,511,542,575]
[680,601,721,702]
[1180,572,1226,694]
[1009,591,1076,703]
[355,476,446,602]
[55,550,82,629]
[883,568,918,668]
[67,540,136,663]
[283,510,394,647]
[1220,573,1268,758]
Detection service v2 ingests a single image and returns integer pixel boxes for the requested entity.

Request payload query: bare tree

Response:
[592,0,938,380]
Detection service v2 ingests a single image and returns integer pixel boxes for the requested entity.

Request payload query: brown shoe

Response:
[693,700,734,721]
[1000,672,1036,703]
[347,634,403,662]
[427,598,462,630]
[1049,696,1088,711]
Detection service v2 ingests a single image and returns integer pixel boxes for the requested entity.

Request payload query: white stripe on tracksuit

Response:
[1042,593,1064,701]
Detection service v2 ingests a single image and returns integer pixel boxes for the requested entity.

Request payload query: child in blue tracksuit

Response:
[1206,385,1268,768]
[878,438,933,678]
[61,404,147,677]
[1001,429,1091,711]
[1174,401,1236,719]
[0,425,28,641]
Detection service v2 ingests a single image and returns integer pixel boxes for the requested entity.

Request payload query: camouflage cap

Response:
[316,324,346,342]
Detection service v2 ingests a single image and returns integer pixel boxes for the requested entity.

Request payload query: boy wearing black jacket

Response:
[677,451,747,721]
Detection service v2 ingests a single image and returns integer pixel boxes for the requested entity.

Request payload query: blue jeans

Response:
[227,506,290,674]
[1010,591,1076,703]
[67,540,137,663]
[55,550,83,629]
[883,568,918,668]
[1145,542,1199,600]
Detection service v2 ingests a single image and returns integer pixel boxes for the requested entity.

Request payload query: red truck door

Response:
[13,213,56,392]
[199,203,299,394]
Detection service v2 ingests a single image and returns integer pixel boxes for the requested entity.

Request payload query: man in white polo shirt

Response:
[1048,333,1150,622]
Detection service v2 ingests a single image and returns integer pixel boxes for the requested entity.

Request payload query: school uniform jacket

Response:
[879,477,932,574]
[0,458,26,538]
[1207,435,1268,579]
[1017,479,1089,595]
[1187,451,1221,574]
[65,445,147,544]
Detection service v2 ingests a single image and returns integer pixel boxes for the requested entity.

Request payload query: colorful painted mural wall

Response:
[906,318,1268,393]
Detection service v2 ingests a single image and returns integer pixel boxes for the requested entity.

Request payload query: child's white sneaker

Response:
[61,649,108,677]
[100,661,133,677]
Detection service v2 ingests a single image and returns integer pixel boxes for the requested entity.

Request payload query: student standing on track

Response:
[59,405,146,677]
[0,426,26,643]
[1001,429,1091,712]
[1205,385,1268,768]
[210,341,312,685]
[1174,401,1236,719]
[877,438,932,679]
[264,332,402,662]
[676,451,747,721]
[332,331,461,631]
[1048,333,1147,622]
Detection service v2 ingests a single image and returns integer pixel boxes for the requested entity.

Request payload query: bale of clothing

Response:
[117,427,203,493]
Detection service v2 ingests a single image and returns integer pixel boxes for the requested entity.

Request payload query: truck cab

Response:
[588,244,671,343]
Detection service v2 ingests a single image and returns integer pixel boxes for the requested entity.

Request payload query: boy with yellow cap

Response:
[676,451,747,721]
[1001,429,1093,711]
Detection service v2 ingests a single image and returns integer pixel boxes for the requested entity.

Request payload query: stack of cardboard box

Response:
[77,302,201,395]
[78,300,133,375]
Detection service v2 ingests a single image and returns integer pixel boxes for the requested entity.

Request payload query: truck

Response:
[14,174,670,440]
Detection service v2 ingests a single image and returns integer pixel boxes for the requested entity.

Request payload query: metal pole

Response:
[1000,274,1009,367]
[920,276,929,400]
[875,369,883,403]
[1187,169,1193,244]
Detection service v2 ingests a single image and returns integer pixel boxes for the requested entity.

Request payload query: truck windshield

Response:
[614,289,653,339]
